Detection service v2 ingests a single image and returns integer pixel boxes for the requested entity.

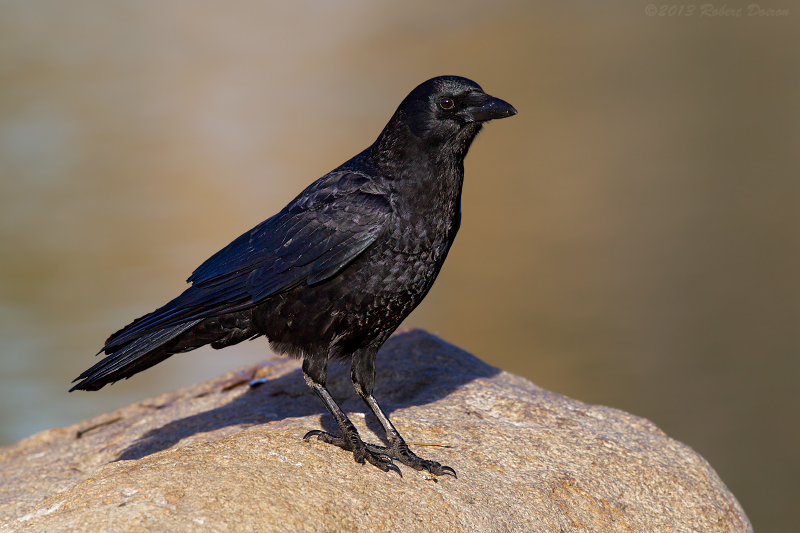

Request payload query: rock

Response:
[1,329,751,532]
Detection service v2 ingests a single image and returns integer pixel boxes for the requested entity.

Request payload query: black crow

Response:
[71,76,517,476]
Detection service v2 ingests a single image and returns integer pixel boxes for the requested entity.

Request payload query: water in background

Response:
[1,2,798,531]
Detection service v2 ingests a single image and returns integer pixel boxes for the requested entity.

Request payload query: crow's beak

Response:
[462,95,517,123]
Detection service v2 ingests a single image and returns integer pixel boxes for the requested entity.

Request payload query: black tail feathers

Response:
[70,321,200,391]
[71,309,259,392]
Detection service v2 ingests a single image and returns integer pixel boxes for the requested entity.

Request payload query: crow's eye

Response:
[439,97,455,111]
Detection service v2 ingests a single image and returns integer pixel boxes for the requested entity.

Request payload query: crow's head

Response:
[390,76,517,147]
[373,76,516,165]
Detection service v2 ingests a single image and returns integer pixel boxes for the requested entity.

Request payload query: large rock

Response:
[1,329,751,532]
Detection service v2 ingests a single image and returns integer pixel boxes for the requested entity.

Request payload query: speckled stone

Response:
[1,329,751,532]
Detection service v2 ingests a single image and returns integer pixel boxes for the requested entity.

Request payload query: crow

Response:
[71,76,516,476]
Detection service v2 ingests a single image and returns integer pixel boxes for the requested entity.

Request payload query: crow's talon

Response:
[420,460,457,478]
[384,461,402,476]
[353,443,401,475]
[303,430,350,449]
[302,429,324,441]
[361,448,400,474]
[439,465,457,478]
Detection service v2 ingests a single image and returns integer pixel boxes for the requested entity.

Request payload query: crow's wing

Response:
[104,171,392,351]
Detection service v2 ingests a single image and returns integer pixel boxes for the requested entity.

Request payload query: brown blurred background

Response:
[1,1,798,530]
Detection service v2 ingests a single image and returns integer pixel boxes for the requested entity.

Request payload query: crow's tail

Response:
[69,320,202,391]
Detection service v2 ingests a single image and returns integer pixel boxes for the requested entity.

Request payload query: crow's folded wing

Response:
[104,172,392,351]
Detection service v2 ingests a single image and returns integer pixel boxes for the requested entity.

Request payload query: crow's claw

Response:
[303,430,345,447]
[439,464,457,478]
[366,454,401,476]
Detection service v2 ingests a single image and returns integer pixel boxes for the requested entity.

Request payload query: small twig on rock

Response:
[75,417,122,439]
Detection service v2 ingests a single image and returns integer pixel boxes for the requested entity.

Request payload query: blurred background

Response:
[1,0,797,530]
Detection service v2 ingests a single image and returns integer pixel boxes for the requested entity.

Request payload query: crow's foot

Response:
[303,430,401,476]
[364,439,456,478]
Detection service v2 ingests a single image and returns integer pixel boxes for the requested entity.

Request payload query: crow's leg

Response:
[350,348,457,478]
[301,352,400,475]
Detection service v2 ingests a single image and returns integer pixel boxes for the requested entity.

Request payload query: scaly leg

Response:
[301,352,400,475]
[350,348,457,477]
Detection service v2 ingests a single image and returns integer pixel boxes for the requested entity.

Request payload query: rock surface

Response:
[1,329,751,532]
